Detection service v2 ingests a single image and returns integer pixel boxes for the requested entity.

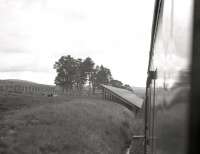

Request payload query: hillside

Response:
[0,95,143,154]
[0,79,55,87]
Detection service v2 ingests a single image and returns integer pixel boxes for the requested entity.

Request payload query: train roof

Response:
[101,84,143,109]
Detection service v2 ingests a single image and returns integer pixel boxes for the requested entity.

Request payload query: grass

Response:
[0,95,143,154]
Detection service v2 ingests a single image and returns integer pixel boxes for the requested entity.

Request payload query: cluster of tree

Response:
[109,79,134,92]
[54,55,133,95]
[54,55,112,94]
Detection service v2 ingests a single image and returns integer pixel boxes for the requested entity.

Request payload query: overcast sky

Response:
[0,0,155,87]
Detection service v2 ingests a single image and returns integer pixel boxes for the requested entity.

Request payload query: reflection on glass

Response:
[148,0,193,153]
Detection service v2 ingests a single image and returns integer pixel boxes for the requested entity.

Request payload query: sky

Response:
[0,0,155,87]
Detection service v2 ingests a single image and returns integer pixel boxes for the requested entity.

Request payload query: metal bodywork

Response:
[101,84,143,112]
[145,0,193,154]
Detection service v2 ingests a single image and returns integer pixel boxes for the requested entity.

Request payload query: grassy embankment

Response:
[0,95,143,154]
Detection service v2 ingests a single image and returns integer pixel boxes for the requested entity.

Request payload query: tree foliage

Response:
[96,65,112,85]
[54,54,133,94]
[110,79,134,92]
[54,55,78,92]
[123,84,134,92]
[110,79,123,88]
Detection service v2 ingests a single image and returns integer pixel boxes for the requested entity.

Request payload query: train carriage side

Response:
[145,0,193,154]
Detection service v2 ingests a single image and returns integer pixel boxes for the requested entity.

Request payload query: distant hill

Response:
[0,79,56,96]
[132,86,145,98]
[0,79,55,87]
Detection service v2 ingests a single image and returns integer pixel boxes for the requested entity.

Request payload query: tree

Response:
[91,65,99,94]
[81,57,95,75]
[123,84,134,92]
[73,58,87,93]
[94,65,112,90]
[54,55,113,95]
[109,79,134,92]
[82,57,95,93]
[110,79,123,88]
[54,55,79,94]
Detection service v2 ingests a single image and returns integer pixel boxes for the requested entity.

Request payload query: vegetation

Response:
[0,95,141,154]
[54,55,111,94]
[110,79,123,88]
[54,55,134,94]
[110,80,134,92]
